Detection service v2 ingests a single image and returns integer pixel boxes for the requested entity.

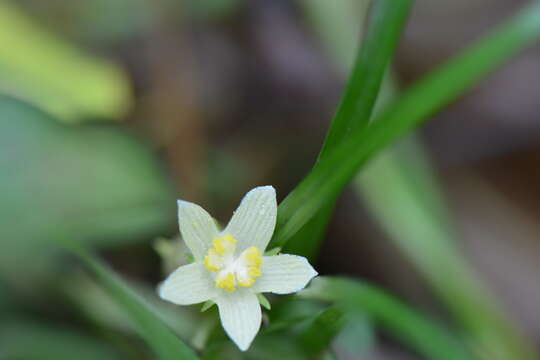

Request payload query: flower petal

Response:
[159,262,216,305]
[224,186,277,253]
[178,200,219,260]
[252,254,317,294]
[216,290,261,351]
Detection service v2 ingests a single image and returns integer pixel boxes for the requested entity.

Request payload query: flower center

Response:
[203,234,262,291]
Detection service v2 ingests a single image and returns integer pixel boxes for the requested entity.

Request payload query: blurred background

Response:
[1,0,539,359]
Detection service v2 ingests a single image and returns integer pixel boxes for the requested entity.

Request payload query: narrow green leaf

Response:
[300,277,472,360]
[299,305,345,356]
[71,248,199,360]
[357,139,538,360]
[271,0,540,250]
[257,294,271,311]
[264,247,281,256]
[201,300,215,312]
[284,0,412,257]
[318,0,412,156]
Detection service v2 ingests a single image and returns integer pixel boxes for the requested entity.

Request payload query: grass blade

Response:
[284,0,412,257]
[300,277,472,360]
[271,0,540,250]
[72,248,200,360]
[318,0,412,156]
[299,305,345,356]
[357,139,538,360]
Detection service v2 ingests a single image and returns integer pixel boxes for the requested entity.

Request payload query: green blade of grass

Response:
[299,305,345,356]
[300,277,472,360]
[357,140,538,360]
[69,246,199,360]
[317,0,412,156]
[271,0,540,250]
[284,0,412,258]
[297,0,538,358]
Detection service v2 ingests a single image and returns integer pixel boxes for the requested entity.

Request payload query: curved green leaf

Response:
[73,248,200,360]
[300,277,472,360]
[284,0,412,258]
[271,0,540,250]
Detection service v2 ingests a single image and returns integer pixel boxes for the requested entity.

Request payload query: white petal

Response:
[252,254,317,294]
[216,290,261,351]
[224,186,277,253]
[159,262,216,305]
[178,200,219,260]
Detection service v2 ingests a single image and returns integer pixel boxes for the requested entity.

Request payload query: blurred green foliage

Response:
[2,0,540,359]
[0,97,175,285]
[0,318,120,360]
[0,1,131,121]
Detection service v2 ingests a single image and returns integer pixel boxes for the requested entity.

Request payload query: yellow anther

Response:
[216,272,236,291]
[242,246,262,267]
[204,237,262,290]
[203,249,222,272]
[212,234,237,255]
[248,267,261,277]
[237,247,262,287]
[237,278,255,287]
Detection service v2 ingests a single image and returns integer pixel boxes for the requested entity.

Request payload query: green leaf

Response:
[257,293,271,311]
[332,312,374,357]
[0,1,131,122]
[271,0,540,251]
[284,0,412,258]
[317,0,412,156]
[0,96,175,284]
[201,300,216,312]
[299,305,345,356]
[299,0,370,71]
[300,277,472,360]
[72,248,200,360]
[357,138,539,360]
[263,247,281,256]
[0,318,121,360]
[63,271,201,341]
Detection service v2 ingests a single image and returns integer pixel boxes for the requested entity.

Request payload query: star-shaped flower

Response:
[158,186,317,351]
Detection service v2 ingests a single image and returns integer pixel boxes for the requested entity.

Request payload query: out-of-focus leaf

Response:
[0,1,131,121]
[264,298,326,334]
[0,96,175,283]
[299,305,345,356]
[64,272,201,342]
[0,318,121,360]
[72,249,200,360]
[357,139,538,360]
[203,334,306,360]
[270,0,540,251]
[332,312,374,357]
[300,277,472,360]
[186,0,242,20]
[299,0,370,71]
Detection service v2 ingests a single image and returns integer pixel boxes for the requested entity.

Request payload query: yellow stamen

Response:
[212,234,237,255]
[203,249,221,272]
[203,236,262,291]
[238,247,262,287]
[242,246,262,267]
[216,272,236,291]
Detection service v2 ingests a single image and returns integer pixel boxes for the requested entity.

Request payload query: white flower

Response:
[158,186,317,351]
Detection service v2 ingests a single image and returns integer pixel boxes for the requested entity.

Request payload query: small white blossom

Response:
[158,186,317,351]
